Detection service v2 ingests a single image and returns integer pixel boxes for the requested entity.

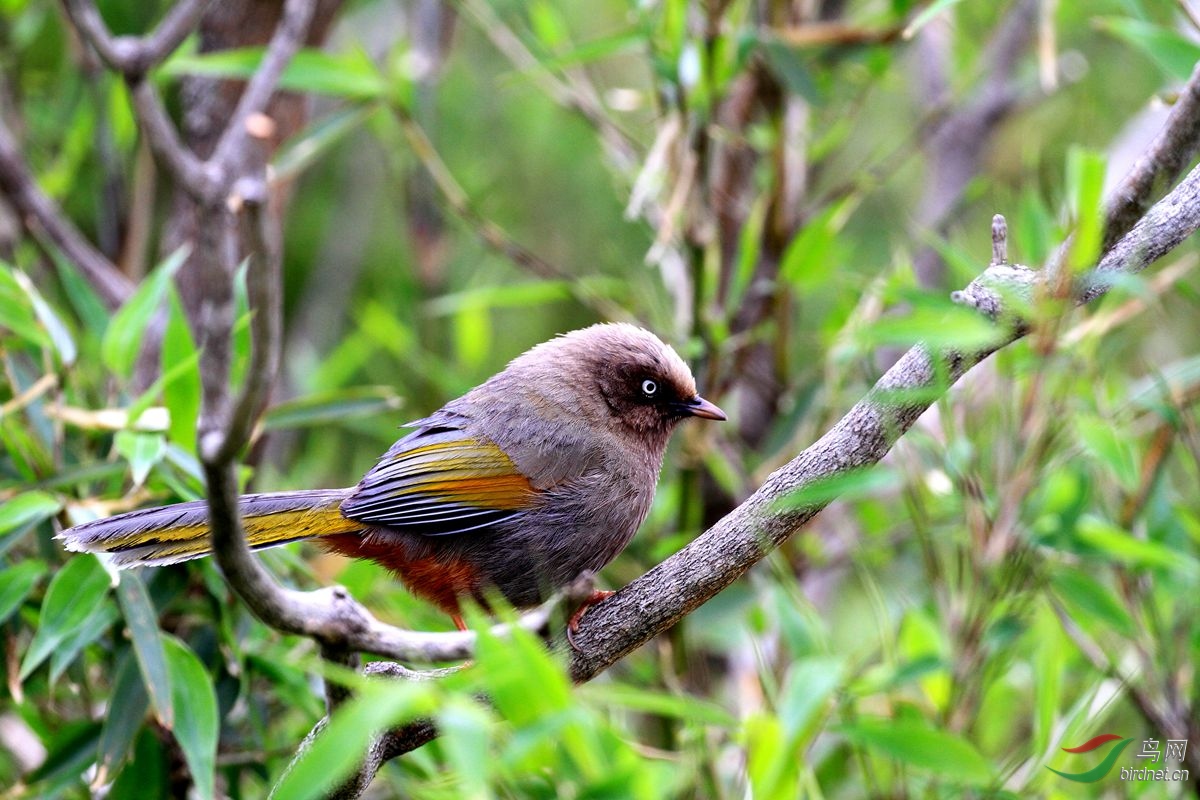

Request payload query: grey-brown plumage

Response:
[60,323,726,622]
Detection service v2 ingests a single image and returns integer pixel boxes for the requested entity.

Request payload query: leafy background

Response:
[1,0,1198,797]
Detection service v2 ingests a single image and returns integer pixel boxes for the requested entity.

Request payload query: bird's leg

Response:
[451,612,468,632]
[566,589,615,651]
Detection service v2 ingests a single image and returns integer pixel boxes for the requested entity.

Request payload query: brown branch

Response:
[0,112,133,309]
[61,0,212,76]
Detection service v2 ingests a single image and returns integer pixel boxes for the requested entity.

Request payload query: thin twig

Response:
[210,0,316,173]
[0,113,133,309]
[128,80,217,199]
[61,0,212,76]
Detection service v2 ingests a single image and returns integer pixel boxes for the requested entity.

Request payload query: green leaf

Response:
[781,196,858,288]
[1065,148,1107,272]
[1049,568,1135,637]
[778,657,843,741]
[902,0,969,39]
[0,559,46,624]
[273,106,376,183]
[12,268,77,364]
[116,572,174,728]
[95,653,150,787]
[262,386,403,431]
[777,466,902,510]
[50,600,119,682]
[271,681,432,800]
[437,698,494,799]
[161,289,201,452]
[114,430,166,487]
[24,721,103,794]
[1074,415,1138,491]
[0,490,62,537]
[0,261,51,348]
[530,29,643,73]
[580,683,736,727]
[109,729,169,800]
[744,712,797,799]
[20,553,112,679]
[1074,515,1198,573]
[163,47,386,100]
[759,41,820,104]
[1096,17,1200,81]
[838,719,993,783]
[101,247,188,378]
[163,636,219,800]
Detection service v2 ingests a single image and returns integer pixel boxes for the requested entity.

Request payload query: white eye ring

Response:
[641,379,658,396]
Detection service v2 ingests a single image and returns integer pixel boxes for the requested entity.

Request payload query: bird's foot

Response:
[566,590,615,651]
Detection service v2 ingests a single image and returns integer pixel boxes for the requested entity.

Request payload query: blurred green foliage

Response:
[2,0,1199,798]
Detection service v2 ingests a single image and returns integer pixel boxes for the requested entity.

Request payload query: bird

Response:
[59,323,726,639]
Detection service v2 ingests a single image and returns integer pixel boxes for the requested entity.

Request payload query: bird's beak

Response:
[682,395,727,421]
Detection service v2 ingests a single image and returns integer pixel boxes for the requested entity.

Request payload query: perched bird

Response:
[60,323,725,636]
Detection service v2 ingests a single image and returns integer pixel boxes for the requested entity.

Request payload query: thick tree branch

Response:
[0,114,133,309]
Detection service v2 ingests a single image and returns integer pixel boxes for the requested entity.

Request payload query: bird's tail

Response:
[58,489,363,568]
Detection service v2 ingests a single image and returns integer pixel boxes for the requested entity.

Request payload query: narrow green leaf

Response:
[838,719,993,783]
[95,654,150,788]
[163,47,386,100]
[0,559,46,623]
[161,289,201,452]
[1096,17,1200,81]
[271,681,431,800]
[778,657,843,740]
[108,729,169,800]
[0,262,51,348]
[1075,415,1138,491]
[114,431,167,487]
[437,698,494,799]
[777,466,902,510]
[262,386,403,431]
[1065,148,1107,272]
[903,0,968,38]
[101,247,188,378]
[12,268,77,364]
[20,554,112,679]
[1049,568,1135,636]
[0,491,62,537]
[273,106,375,183]
[580,683,736,727]
[116,573,174,728]
[49,601,119,683]
[163,636,218,800]
[1074,516,1198,572]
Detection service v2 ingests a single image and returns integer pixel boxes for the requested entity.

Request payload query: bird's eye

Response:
[641,379,658,397]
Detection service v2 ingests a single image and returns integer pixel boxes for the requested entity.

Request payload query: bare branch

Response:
[213,176,282,463]
[62,0,212,76]
[0,113,133,309]
[1103,59,1200,250]
[128,80,217,199]
[210,0,316,173]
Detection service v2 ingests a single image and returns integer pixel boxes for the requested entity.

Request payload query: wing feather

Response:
[340,426,537,536]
